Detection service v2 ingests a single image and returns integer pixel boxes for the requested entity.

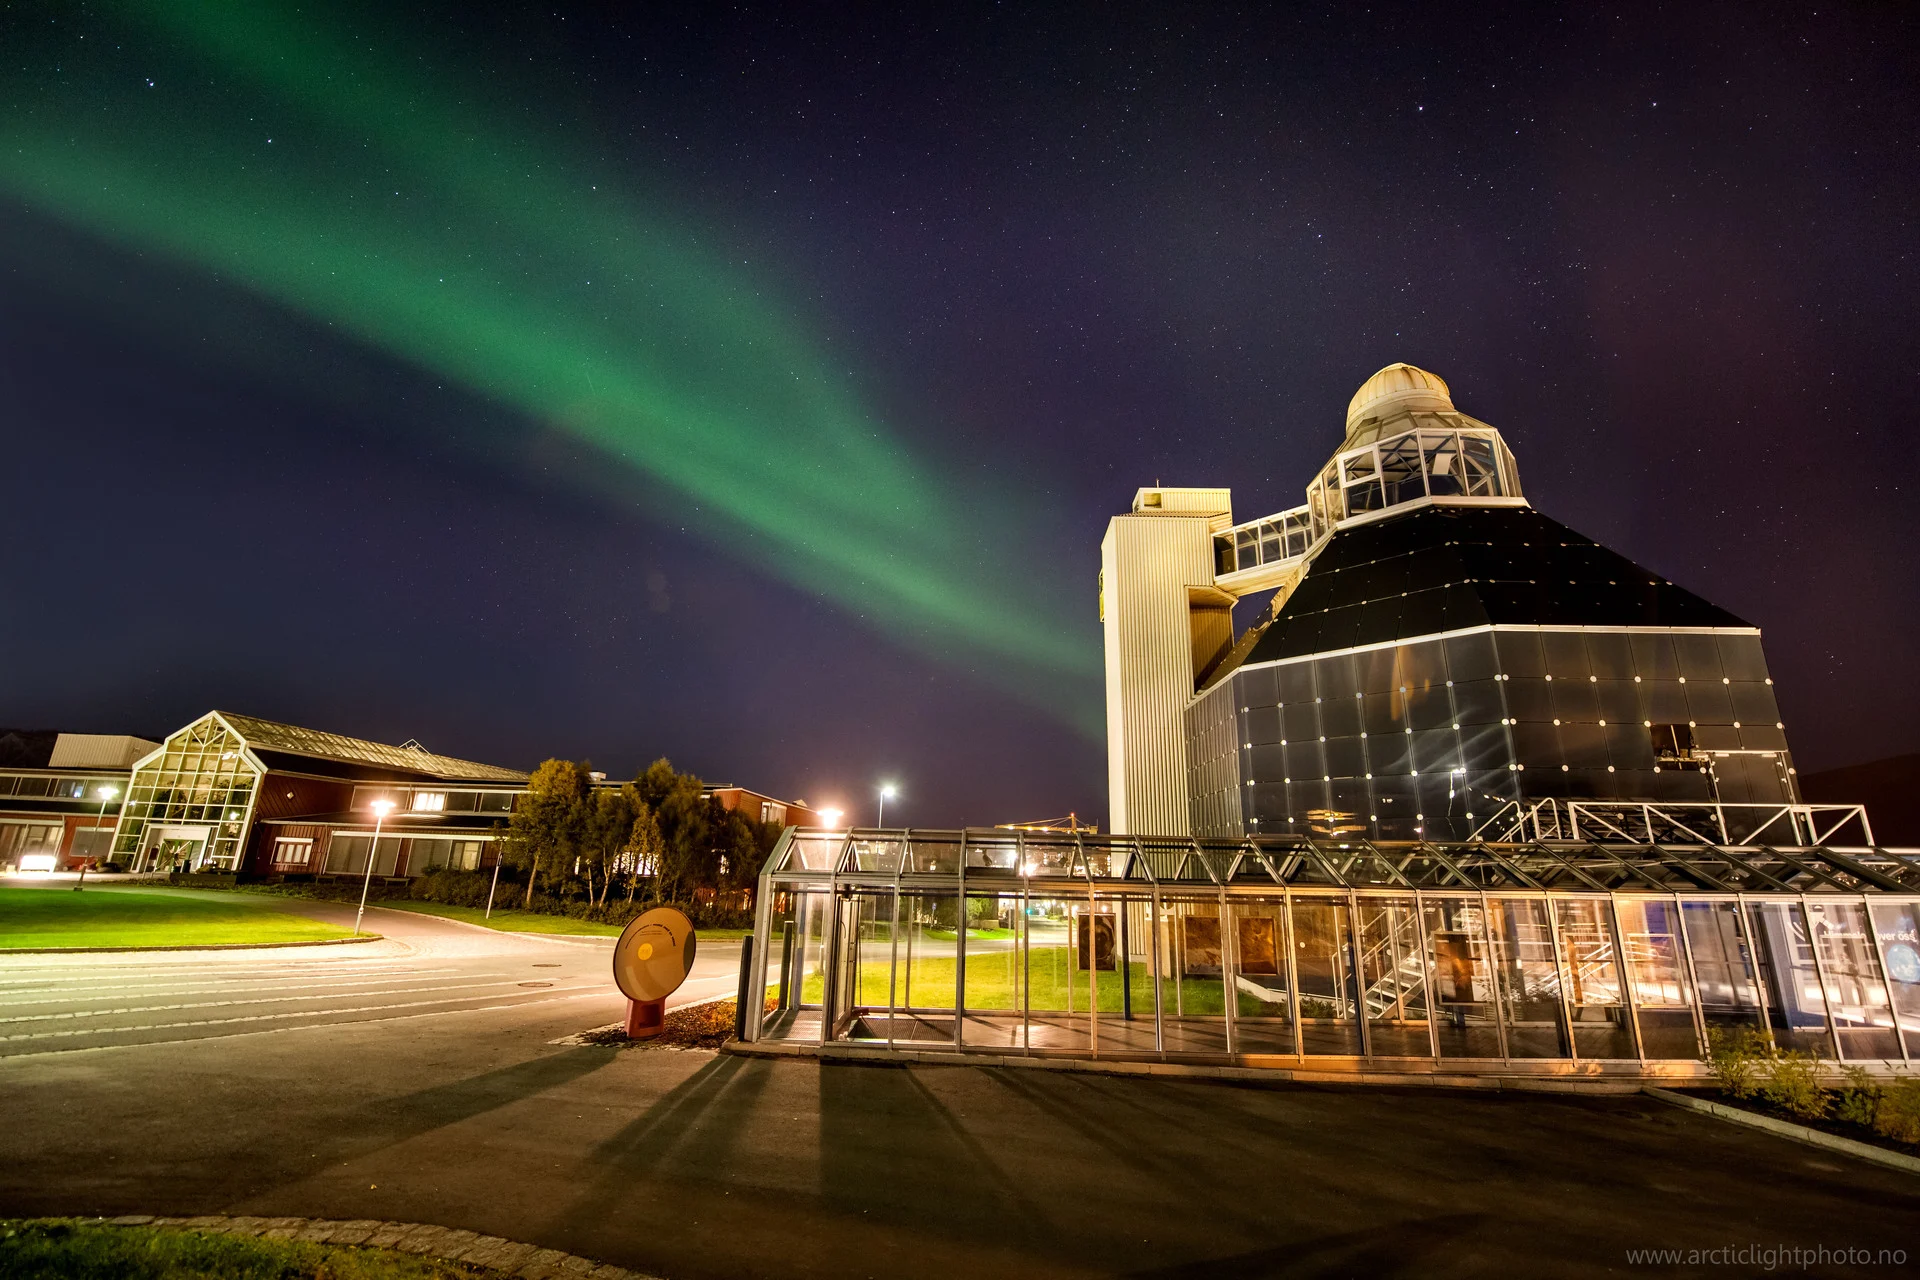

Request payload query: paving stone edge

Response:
[1642,1085,1920,1175]
[42,1214,664,1280]
[723,1038,1657,1092]
[1,935,384,955]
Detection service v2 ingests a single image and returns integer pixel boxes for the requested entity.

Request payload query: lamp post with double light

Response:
[354,798,395,937]
[75,784,118,891]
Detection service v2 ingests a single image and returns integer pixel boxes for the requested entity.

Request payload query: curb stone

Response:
[33,1214,663,1279]
[723,1038,1656,1093]
[1643,1085,1920,1176]
[0,935,385,955]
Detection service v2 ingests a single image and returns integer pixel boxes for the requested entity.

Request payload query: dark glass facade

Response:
[1190,627,1795,841]
[1186,497,1800,840]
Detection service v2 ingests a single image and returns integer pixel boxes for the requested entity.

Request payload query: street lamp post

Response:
[354,799,395,937]
[76,785,118,891]
[876,783,898,828]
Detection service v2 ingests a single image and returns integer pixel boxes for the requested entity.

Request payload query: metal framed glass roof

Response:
[763,827,1920,895]
[213,712,529,783]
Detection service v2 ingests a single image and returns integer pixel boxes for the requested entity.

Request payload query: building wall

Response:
[1102,513,1223,836]
[1183,680,1242,837]
[1201,624,1794,840]
[244,772,354,872]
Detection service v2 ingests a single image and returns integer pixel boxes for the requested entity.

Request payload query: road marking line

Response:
[0,970,478,1003]
[0,979,550,1024]
[0,984,608,1043]
[0,991,615,1059]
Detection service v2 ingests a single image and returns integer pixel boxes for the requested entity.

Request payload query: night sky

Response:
[3,3,1915,827]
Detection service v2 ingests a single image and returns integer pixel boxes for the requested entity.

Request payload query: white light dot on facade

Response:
[1589,676,1598,683]
[1722,677,1731,684]
[1607,765,1616,772]
[1545,675,1553,682]
[1561,765,1570,772]
[1679,676,1687,684]
[1634,675,1642,683]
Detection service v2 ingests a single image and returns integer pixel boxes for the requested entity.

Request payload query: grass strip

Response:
[0,1218,485,1279]
[374,900,751,940]
[0,887,353,950]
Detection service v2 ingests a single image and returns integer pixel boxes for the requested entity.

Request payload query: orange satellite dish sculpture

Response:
[611,906,697,1038]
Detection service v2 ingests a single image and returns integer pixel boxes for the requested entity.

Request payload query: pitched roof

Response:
[1231,504,1748,673]
[213,712,529,784]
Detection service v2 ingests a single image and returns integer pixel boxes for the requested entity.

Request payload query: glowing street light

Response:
[354,798,395,937]
[75,784,118,892]
[876,783,898,828]
[817,807,845,829]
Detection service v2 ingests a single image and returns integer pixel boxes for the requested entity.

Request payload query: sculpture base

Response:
[624,997,665,1039]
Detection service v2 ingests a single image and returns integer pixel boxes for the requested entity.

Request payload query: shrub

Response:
[1832,1064,1882,1128]
[1758,1049,1827,1120]
[1707,1026,1770,1099]
[1875,1077,1920,1146]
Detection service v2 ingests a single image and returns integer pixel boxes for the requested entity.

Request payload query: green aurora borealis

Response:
[1,2,1099,729]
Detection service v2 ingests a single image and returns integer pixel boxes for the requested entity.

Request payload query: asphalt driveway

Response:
[0,902,1914,1278]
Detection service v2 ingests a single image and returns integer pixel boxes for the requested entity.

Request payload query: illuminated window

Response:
[411,792,447,812]
[273,837,314,866]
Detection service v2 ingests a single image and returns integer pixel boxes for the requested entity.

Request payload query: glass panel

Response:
[1022,894,1090,1052]
[1358,896,1429,1056]
[838,892,896,1043]
[960,892,1026,1048]
[1489,898,1569,1057]
[1114,895,1157,1049]
[1426,896,1501,1057]
[1291,897,1363,1055]
[1421,432,1462,497]
[1869,902,1920,1058]
[1745,901,1835,1055]
[1805,901,1899,1060]
[1159,901,1228,1055]
[1229,900,1294,1054]
[1679,900,1765,1046]
[1554,899,1635,1058]
[887,892,960,1044]
[1615,899,1701,1059]
[761,889,829,1043]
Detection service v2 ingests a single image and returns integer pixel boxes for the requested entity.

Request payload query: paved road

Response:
[1,896,1916,1278]
[0,894,740,1059]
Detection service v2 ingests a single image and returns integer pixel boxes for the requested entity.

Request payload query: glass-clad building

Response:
[743,827,1920,1077]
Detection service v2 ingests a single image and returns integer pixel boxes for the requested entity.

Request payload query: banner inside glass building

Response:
[743,827,1920,1075]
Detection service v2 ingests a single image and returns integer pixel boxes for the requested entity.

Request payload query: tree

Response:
[582,786,636,908]
[633,758,710,904]
[625,799,665,903]
[499,758,591,909]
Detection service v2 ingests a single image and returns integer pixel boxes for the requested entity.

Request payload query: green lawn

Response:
[796,946,1276,1015]
[375,900,752,940]
[0,1218,484,1279]
[0,887,355,950]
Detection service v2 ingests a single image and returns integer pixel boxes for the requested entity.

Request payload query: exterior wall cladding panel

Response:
[1192,627,1793,840]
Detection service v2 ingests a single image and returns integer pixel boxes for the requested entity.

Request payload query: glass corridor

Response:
[744,829,1920,1073]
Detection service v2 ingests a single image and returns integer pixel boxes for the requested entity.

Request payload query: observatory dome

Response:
[1343,363,1455,445]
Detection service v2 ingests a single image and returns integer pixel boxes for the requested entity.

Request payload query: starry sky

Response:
[2,2,1915,827]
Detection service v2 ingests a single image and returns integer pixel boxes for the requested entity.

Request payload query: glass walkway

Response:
[742,827,1920,1076]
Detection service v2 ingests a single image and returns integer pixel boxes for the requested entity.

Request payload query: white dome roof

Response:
[1345,363,1454,435]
